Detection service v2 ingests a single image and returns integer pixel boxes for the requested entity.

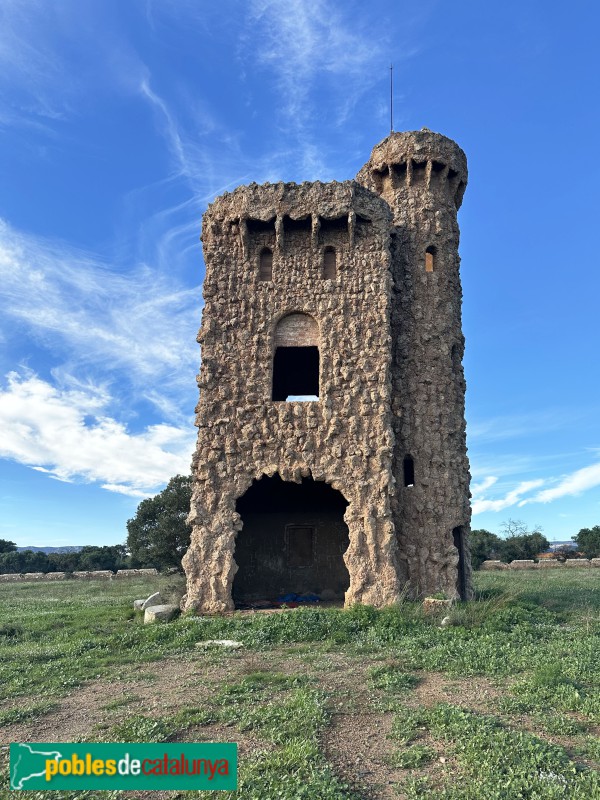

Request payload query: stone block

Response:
[142,591,163,610]
[133,599,146,612]
[423,598,452,614]
[195,639,243,649]
[509,560,538,569]
[480,560,508,571]
[22,573,45,581]
[564,559,591,567]
[591,558,600,568]
[72,571,91,579]
[0,574,22,582]
[116,569,159,579]
[538,560,562,568]
[144,604,179,624]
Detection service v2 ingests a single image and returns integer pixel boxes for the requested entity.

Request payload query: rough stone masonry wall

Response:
[357,131,472,599]
[0,569,158,582]
[182,181,404,613]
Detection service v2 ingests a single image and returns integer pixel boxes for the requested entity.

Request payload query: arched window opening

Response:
[259,247,273,281]
[323,247,337,279]
[403,455,415,487]
[425,246,435,273]
[453,526,467,600]
[272,313,319,401]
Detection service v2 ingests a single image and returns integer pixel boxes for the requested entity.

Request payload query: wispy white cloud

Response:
[530,461,600,504]
[0,219,200,417]
[240,0,404,178]
[247,0,385,122]
[0,1,71,125]
[472,478,544,515]
[468,410,570,444]
[135,77,254,203]
[470,450,600,516]
[0,371,194,495]
[471,475,498,496]
[140,79,190,179]
[468,412,600,515]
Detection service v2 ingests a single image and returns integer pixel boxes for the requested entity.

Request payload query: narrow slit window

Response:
[425,246,435,273]
[323,247,336,279]
[453,526,467,600]
[403,455,415,487]
[451,343,461,373]
[259,247,273,281]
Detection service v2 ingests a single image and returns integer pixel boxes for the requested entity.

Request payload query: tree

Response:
[470,529,503,570]
[574,525,600,559]
[47,551,85,573]
[498,519,549,562]
[0,539,17,554]
[0,551,22,573]
[126,475,192,570]
[0,549,50,574]
[77,545,128,572]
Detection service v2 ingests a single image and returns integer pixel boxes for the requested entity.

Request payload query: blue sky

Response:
[0,0,598,547]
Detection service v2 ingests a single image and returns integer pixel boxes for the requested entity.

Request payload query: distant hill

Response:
[16,546,84,554]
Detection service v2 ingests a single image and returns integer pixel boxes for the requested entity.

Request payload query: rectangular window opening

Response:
[411,160,427,185]
[286,525,315,567]
[273,346,319,401]
[403,455,415,487]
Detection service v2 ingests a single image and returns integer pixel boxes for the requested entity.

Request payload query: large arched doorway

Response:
[232,474,350,605]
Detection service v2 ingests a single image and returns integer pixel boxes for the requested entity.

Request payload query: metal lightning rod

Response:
[390,63,394,134]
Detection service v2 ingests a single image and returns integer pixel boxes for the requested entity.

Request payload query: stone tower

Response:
[182,130,471,614]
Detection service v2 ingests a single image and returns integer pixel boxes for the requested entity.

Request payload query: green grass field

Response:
[0,570,598,799]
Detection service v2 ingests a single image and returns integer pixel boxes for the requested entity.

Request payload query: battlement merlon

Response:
[356,130,468,210]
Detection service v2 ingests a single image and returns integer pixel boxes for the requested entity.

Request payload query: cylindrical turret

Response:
[357,130,472,600]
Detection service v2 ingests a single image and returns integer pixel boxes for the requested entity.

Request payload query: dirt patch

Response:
[411,672,500,712]
[322,670,500,799]
[0,652,508,800]
[324,711,402,799]
[0,654,229,745]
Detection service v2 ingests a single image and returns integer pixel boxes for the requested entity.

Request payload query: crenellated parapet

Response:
[201,181,390,263]
[356,129,468,210]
